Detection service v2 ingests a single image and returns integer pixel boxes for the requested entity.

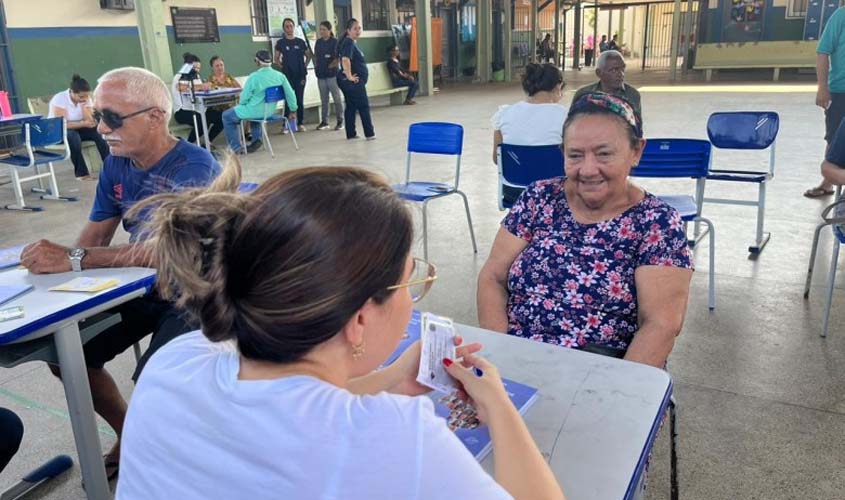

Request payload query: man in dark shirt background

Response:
[274,18,312,131]
[386,46,419,105]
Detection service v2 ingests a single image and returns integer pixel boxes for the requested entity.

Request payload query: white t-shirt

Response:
[170,73,204,112]
[117,331,513,500]
[47,89,91,122]
[491,101,567,146]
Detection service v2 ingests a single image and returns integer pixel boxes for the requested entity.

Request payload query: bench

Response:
[235,62,408,124]
[693,41,817,82]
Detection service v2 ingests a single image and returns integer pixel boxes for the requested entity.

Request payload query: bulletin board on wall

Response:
[170,7,220,44]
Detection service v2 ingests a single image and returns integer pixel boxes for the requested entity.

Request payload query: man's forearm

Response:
[82,243,155,270]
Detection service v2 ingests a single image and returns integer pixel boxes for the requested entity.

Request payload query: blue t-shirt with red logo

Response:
[90,139,221,241]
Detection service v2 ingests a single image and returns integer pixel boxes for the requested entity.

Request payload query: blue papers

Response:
[0,284,33,306]
[386,310,540,462]
[0,245,25,270]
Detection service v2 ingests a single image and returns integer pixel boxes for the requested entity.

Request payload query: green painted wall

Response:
[357,36,395,63]
[701,6,805,43]
[8,31,143,107]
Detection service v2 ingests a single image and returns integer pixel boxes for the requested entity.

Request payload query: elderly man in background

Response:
[222,50,297,154]
[571,50,642,121]
[20,66,221,480]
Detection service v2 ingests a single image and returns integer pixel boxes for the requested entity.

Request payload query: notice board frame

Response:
[170,7,220,44]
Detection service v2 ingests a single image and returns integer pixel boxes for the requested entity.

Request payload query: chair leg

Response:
[422,200,429,261]
[262,122,275,158]
[805,222,830,298]
[132,342,142,364]
[822,236,840,338]
[238,121,246,155]
[32,163,46,193]
[669,396,679,500]
[287,118,299,151]
[749,182,770,254]
[38,163,76,203]
[456,190,478,254]
[5,167,41,211]
[697,216,716,311]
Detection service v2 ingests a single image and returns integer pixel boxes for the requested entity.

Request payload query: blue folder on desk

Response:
[0,244,25,270]
[0,284,32,306]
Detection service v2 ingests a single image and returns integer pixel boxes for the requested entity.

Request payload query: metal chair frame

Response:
[1,117,78,211]
[699,111,779,255]
[803,192,845,337]
[394,122,477,260]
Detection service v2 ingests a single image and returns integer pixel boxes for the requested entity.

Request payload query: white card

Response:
[416,313,457,393]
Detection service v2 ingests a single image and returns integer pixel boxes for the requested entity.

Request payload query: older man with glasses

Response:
[19,66,221,481]
[571,50,642,122]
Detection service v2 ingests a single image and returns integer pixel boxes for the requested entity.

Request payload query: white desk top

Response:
[456,323,671,500]
[0,267,156,344]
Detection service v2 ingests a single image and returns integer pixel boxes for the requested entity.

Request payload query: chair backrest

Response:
[407,122,463,156]
[263,85,285,119]
[706,111,779,150]
[499,144,564,186]
[25,117,65,148]
[631,138,712,179]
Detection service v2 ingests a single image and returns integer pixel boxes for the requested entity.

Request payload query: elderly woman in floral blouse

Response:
[477,93,693,368]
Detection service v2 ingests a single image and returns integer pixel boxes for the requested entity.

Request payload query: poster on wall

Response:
[721,0,765,43]
[268,0,299,38]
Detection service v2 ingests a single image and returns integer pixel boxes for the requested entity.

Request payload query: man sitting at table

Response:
[222,50,298,154]
[19,66,221,480]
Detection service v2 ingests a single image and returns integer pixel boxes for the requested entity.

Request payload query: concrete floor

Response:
[0,69,843,499]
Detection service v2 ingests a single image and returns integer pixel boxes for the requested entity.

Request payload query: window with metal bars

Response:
[250,0,269,36]
[363,0,390,30]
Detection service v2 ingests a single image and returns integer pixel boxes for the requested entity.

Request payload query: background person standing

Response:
[275,18,312,132]
[337,18,375,140]
[314,21,344,131]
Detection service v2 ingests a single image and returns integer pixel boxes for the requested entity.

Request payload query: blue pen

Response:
[474,367,483,377]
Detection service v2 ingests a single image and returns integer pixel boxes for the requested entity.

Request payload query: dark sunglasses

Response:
[92,106,157,130]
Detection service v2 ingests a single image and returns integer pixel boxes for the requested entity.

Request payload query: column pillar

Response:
[530,0,539,62]
[504,0,513,81]
[669,0,682,79]
[554,0,561,66]
[136,0,173,80]
[573,1,581,69]
[477,0,492,81]
[415,0,434,96]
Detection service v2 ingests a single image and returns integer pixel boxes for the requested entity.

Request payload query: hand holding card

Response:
[416,313,458,393]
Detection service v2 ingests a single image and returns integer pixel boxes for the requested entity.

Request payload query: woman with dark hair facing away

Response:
[170,52,224,145]
[275,17,312,132]
[314,20,344,130]
[337,18,375,140]
[116,160,565,500]
[48,74,109,180]
[492,63,567,204]
[479,93,693,368]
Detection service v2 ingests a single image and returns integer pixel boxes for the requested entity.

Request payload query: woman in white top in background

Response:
[491,62,567,166]
[116,160,565,500]
[48,75,109,180]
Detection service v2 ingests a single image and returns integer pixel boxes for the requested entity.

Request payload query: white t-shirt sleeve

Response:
[491,105,509,130]
[414,399,514,500]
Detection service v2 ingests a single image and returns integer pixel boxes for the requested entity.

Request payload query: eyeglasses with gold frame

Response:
[386,257,437,303]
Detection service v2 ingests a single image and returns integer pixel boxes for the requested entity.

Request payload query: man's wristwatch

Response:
[68,248,86,272]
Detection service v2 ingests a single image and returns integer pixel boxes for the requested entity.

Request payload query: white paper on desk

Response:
[417,313,458,393]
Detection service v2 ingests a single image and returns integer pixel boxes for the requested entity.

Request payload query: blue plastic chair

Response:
[704,111,779,254]
[497,144,564,210]
[631,138,716,310]
[238,182,259,193]
[393,122,477,260]
[238,85,298,157]
[0,117,77,211]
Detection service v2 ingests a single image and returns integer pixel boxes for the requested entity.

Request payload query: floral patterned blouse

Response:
[207,73,241,111]
[502,178,693,351]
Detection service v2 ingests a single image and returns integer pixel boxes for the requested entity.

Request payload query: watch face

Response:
[70,248,86,258]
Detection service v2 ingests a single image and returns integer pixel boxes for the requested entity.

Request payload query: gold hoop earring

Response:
[351,340,366,360]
